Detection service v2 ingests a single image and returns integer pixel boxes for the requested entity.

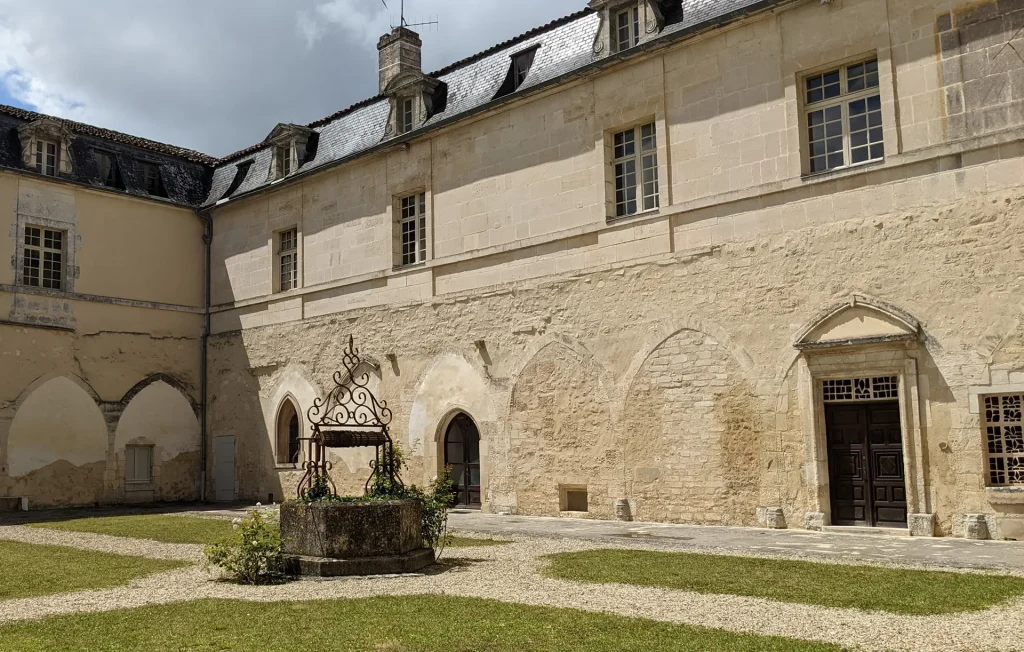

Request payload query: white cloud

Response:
[0,0,582,157]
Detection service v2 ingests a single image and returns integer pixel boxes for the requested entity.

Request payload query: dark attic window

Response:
[223,160,253,199]
[139,161,167,197]
[494,46,539,100]
[95,150,124,189]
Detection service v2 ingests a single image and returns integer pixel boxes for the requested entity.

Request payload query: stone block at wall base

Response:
[908,513,935,537]
[964,514,991,540]
[757,507,786,529]
[615,498,633,522]
[804,511,825,531]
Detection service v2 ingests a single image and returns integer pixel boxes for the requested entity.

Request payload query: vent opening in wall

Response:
[560,485,589,512]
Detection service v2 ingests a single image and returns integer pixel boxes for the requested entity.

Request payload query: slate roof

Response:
[0,104,214,205]
[204,0,779,208]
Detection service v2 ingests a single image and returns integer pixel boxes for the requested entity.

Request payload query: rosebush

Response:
[204,505,282,584]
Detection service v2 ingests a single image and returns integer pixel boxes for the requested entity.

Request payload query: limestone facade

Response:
[0,110,210,508]
[204,0,1024,538]
[3,0,1024,538]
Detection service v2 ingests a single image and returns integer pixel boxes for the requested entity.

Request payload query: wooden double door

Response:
[825,401,907,528]
[444,413,481,508]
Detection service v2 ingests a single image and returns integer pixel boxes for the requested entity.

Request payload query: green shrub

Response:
[203,506,282,584]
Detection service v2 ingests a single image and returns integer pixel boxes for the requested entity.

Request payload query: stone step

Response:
[822,525,909,536]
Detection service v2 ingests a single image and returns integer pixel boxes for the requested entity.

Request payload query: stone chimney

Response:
[377,27,423,94]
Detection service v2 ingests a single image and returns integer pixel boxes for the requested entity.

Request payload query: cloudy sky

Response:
[0,0,582,158]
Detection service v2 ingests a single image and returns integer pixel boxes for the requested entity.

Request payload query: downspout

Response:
[195,208,212,502]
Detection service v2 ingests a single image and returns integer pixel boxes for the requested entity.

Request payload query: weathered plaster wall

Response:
[0,169,204,507]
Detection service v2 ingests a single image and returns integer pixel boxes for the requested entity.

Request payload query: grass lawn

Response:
[543,549,1024,615]
[0,596,839,651]
[447,535,510,548]
[0,541,186,600]
[29,514,234,544]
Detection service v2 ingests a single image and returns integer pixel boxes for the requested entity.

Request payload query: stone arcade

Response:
[2,0,1024,539]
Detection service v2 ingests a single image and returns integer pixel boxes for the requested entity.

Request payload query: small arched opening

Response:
[443,413,481,508]
[276,399,301,465]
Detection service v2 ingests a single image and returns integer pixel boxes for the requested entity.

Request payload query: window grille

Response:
[35,140,58,176]
[984,394,1024,486]
[23,226,63,290]
[278,228,298,292]
[822,376,898,402]
[400,193,427,266]
[614,6,640,52]
[804,58,883,173]
[126,446,153,484]
[612,123,659,218]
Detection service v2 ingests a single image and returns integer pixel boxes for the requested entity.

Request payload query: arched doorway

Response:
[277,399,300,465]
[444,413,481,508]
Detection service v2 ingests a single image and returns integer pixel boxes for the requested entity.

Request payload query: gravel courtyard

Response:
[1,508,1023,651]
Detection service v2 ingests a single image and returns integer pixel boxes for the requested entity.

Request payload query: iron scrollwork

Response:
[298,336,400,499]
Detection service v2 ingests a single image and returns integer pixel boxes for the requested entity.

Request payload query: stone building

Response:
[0,106,212,508]
[3,0,1024,538]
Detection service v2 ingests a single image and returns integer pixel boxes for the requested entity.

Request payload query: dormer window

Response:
[398,98,414,135]
[96,151,123,188]
[614,5,640,52]
[494,46,539,99]
[35,140,59,176]
[139,162,166,197]
[275,143,293,179]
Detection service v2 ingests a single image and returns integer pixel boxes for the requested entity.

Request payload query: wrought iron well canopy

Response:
[299,336,398,498]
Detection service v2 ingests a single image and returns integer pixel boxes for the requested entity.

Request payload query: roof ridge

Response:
[0,103,217,165]
[215,7,595,166]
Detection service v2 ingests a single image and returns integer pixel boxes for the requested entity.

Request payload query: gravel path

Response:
[0,526,1021,651]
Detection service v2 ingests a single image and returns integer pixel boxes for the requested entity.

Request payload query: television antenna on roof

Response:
[381,0,439,30]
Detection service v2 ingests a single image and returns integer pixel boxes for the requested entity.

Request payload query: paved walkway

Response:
[445,510,1024,571]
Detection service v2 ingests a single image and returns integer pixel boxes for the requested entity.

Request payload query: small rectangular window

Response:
[614,6,640,52]
[398,98,414,135]
[275,144,293,179]
[35,140,59,176]
[804,58,883,174]
[983,394,1023,486]
[278,228,298,292]
[399,192,427,266]
[22,225,63,290]
[139,162,166,197]
[126,446,153,484]
[612,122,659,218]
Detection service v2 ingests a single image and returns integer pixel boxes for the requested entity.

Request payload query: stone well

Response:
[280,499,434,577]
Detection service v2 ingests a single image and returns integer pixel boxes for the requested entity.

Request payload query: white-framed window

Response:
[22,226,64,290]
[35,140,59,176]
[804,57,883,174]
[277,228,298,292]
[983,393,1023,486]
[612,122,659,218]
[275,143,293,179]
[399,192,427,266]
[613,5,640,52]
[125,446,153,484]
[398,98,414,135]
